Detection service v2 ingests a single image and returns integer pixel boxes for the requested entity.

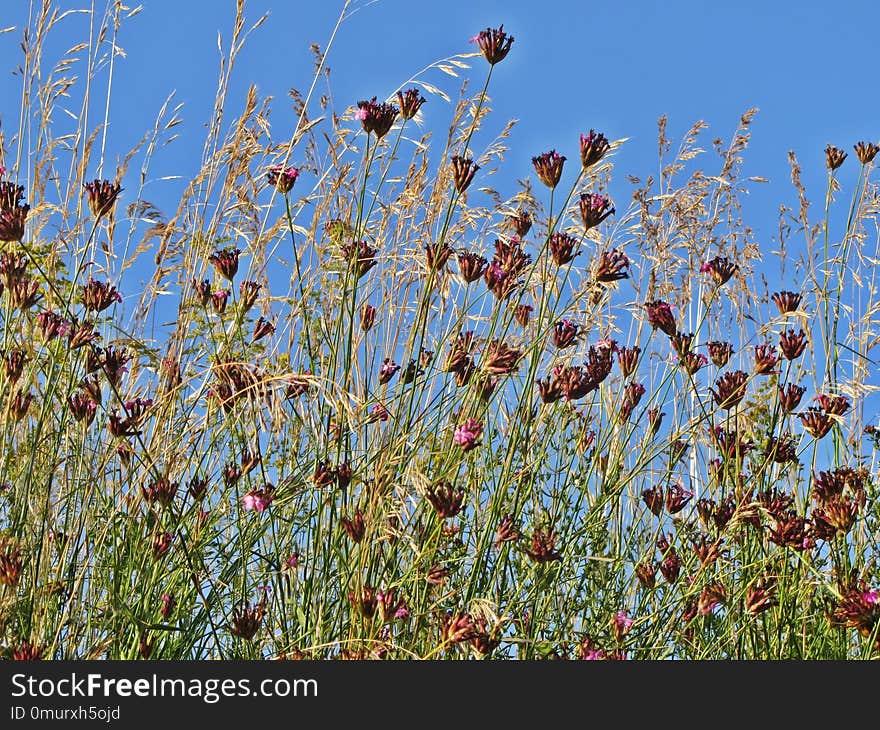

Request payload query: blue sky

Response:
[4,0,877,259]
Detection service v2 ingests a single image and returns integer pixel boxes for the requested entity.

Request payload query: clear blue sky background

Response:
[3,0,877,264]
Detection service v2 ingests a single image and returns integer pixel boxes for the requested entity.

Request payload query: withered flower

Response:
[0,537,23,587]
[618,381,645,422]
[396,88,426,119]
[771,290,802,314]
[812,494,860,538]
[593,247,628,282]
[252,316,275,342]
[665,482,693,514]
[616,346,640,379]
[854,141,879,165]
[210,290,229,314]
[426,482,465,519]
[580,129,611,169]
[451,156,479,194]
[239,280,260,312]
[679,350,708,375]
[341,508,366,543]
[710,370,748,410]
[508,210,532,238]
[494,513,520,547]
[745,574,778,615]
[378,358,400,385]
[514,303,533,327]
[641,485,664,517]
[192,278,212,306]
[360,303,377,332]
[471,25,514,65]
[532,150,566,189]
[229,600,267,640]
[753,343,780,375]
[525,526,562,563]
[341,240,378,279]
[670,332,694,358]
[552,319,579,349]
[425,242,453,271]
[141,477,179,508]
[8,277,41,310]
[768,511,812,550]
[647,408,664,436]
[482,340,521,375]
[813,393,850,416]
[441,612,476,644]
[635,562,656,589]
[578,193,614,231]
[779,328,807,360]
[83,179,122,219]
[764,433,799,464]
[697,582,727,615]
[825,144,847,171]
[799,407,835,439]
[548,232,579,266]
[455,250,487,283]
[707,341,733,367]
[8,390,33,422]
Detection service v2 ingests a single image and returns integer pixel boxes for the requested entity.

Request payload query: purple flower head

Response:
[453,418,483,451]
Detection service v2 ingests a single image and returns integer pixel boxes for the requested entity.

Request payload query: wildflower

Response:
[210,290,229,313]
[335,462,353,490]
[753,343,780,375]
[698,582,727,615]
[376,588,409,623]
[812,494,860,538]
[0,181,25,212]
[36,311,69,341]
[266,165,299,194]
[825,144,847,171]
[0,252,28,289]
[658,547,682,584]
[0,538,23,587]
[593,247,628,282]
[83,179,122,219]
[453,418,483,451]
[532,150,566,189]
[451,156,479,194]
[764,433,799,464]
[643,300,677,336]
[160,593,176,620]
[700,256,737,286]
[483,261,514,299]
[854,141,879,165]
[341,508,366,543]
[525,526,562,563]
[669,332,694,358]
[799,407,835,439]
[68,393,97,425]
[831,579,880,637]
[80,277,122,313]
[360,303,377,331]
[508,210,532,237]
[8,390,33,422]
[578,193,614,231]
[442,612,476,644]
[238,280,260,312]
[252,316,274,342]
[616,346,640,379]
[665,483,693,514]
[8,277,41,310]
[368,403,390,422]
[745,574,778,615]
[187,476,209,501]
[646,408,664,436]
[471,24,514,65]
[0,203,28,242]
[552,319,579,349]
[548,232,579,265]
[242,484,275,513]
[425,242,453,271]
[771,290,802,314]
[455,250,487,283]
[668,438,689,465]
[355,97,399,139]
[580,129,611,169]
[707,340,734,367]
[340,240,378,279]
[537,375,565,403]
[710,370,749,410]
[152,531,174,560]
[679,350,708,375]
[396,88,425,119]
[692,536,724,566]
[229,600,266,640]
[812,467,864,503]
[12,642,44,660]
[618,382,646,422]
[208,247,240,282]
[67,320,98,349]
[779,328,807,360]
[610,610,634,644]
[709,426,753,461]
[641,485,664,516]
[142,477,179,508]
[813,393,850,416]
[426,482,465,519]
[469,616,501,656]
[445,331,475,374]
[514,303,533,327]
[378,358,400,385]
